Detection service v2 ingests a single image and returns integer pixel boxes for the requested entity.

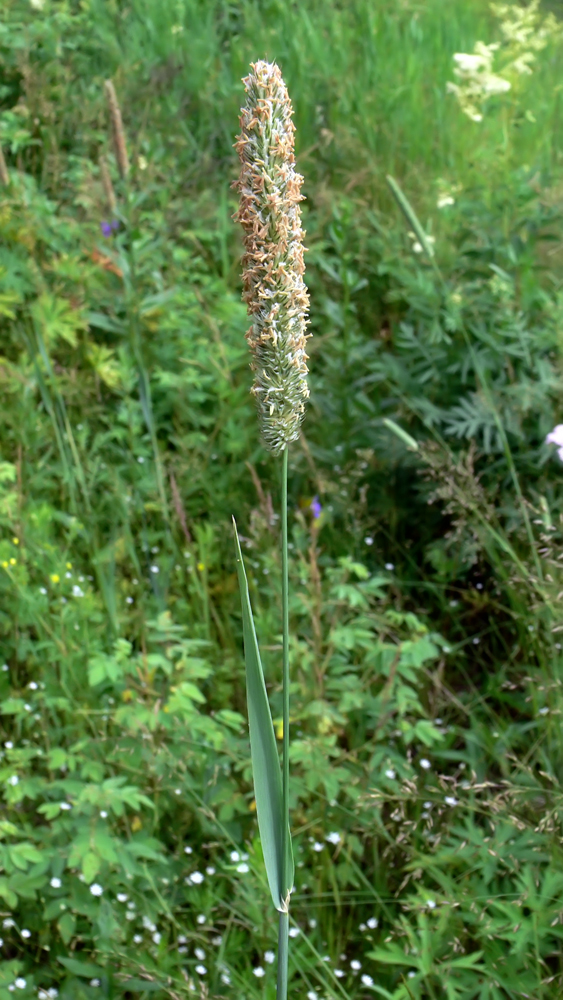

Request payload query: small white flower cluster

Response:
[447,42,511,121]
[447,1,560,123]
[546,425,563,462]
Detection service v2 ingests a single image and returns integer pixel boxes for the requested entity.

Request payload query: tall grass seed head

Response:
[234,61,310,456]
[104,80,129,180]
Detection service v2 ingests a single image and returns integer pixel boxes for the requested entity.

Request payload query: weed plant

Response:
[0,1,563,999]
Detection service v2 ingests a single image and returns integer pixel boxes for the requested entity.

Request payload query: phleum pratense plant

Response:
[232,61,310,1000]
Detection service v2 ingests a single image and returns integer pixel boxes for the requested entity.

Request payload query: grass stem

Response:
[277,910,289,1000]
[279,444,290,999]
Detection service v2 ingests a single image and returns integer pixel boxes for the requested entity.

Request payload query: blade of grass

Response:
[232,516,293,913]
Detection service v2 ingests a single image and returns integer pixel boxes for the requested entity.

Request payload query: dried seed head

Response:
[234,61,310,456]
[104,80,129,180]
[99,154,117,213]
[0,143,9,187]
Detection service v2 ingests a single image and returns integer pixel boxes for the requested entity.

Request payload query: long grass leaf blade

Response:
[232,518,291,911]
[386,174,436,263]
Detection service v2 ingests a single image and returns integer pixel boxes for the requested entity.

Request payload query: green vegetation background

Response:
[1,0,563,998]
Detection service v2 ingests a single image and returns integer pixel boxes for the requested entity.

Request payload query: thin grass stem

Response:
[277,909,289,1000]
[279,444,290,999]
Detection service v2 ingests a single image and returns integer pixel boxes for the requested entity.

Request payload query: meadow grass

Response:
[0,1,563,998]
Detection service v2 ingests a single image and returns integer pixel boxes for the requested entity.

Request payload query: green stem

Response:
[277,910,289,1000]
[279,444,290,1000]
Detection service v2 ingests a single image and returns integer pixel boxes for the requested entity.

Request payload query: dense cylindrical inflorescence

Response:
[234,61,310,456]
[99,154,117,213]
[104,80,129,181]
[0,144,9,186]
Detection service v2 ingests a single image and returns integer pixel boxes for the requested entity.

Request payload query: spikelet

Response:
[0,143,9,186]
[234,61,310,456]
[98,154,117,213]
[104,80,129,180]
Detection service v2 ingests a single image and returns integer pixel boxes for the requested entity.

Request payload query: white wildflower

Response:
[187,871,204,885]
[89,883,103,896]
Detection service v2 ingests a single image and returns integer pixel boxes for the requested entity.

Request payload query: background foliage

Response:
[1,0,563,998]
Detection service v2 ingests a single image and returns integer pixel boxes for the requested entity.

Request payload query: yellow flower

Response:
[9,558,16,566]
[50,574,60,584]
[197,562,205,572]
[1,561,8,569]
[66,562,72,569]
[12,538,19,545]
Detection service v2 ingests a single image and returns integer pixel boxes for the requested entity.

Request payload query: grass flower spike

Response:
[104,80,129,180]
[234,60,310,455]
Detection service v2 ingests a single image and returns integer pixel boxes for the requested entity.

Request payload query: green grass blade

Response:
[386,174,437,264]
[232,517,292,912]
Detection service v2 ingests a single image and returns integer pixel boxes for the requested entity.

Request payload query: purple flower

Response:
[310,496,322,519]
[100,219,119,237]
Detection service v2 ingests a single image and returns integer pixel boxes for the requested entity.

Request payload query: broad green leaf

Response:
[58,911,76,945]
[58,956,104,978]
[81,851,100,883]
[232,519,293,911]
[0,878,17,908]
